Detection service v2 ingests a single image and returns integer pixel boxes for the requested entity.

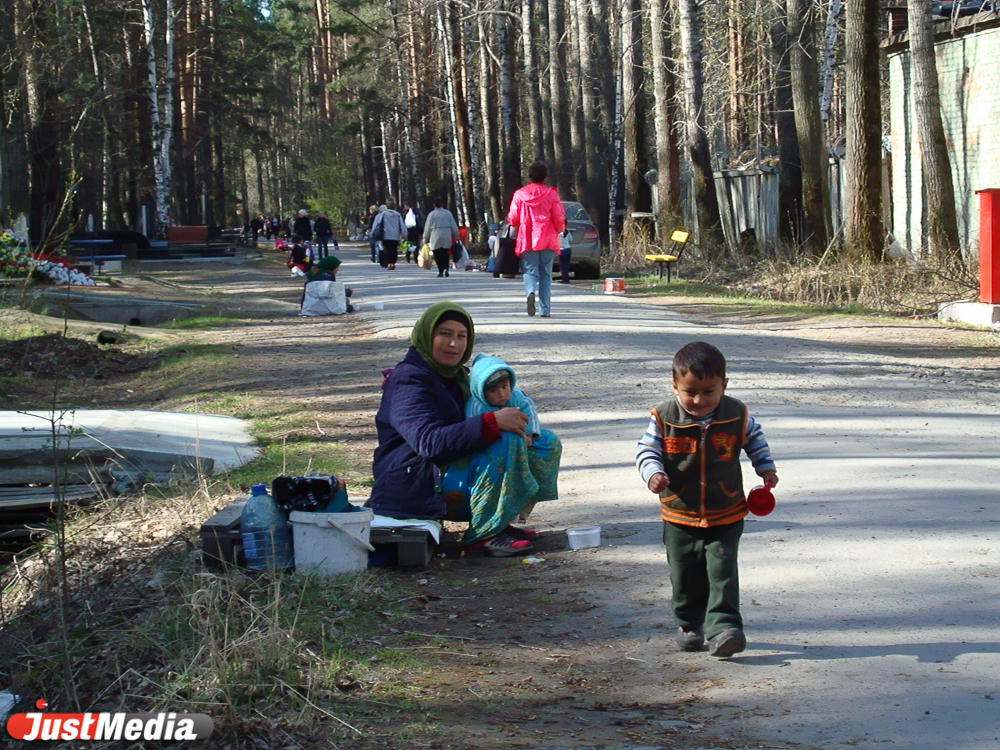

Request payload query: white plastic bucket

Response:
[290,508,374,576]
[566,525,601,550]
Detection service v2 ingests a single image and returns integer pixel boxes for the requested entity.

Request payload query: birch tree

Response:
[648,0,681,236]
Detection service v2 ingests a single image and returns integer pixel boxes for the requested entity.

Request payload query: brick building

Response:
[885,10,1000,258]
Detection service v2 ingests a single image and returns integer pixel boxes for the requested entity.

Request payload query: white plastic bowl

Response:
[566,525,601,550]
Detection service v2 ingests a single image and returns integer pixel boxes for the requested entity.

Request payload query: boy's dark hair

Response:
[527,161,548,183]
[672,341,726,380]
[291,234,303,243]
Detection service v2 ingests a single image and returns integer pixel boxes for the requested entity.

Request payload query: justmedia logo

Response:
[6,700,214,741]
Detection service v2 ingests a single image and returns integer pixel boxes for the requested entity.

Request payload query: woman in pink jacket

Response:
[507,162,566,317]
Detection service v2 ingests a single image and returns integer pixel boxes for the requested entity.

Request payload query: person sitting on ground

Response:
[299,255,353,316]
[370,302,545,556]
[456,353,562,529]
[287,234,313,276]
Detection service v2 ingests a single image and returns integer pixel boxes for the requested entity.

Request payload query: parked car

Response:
[491,201,602,280]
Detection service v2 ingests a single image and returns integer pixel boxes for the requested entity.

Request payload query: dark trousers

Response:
[316,235,331,259]
[432,247,450,275]
[663,519,743,639]
[380,239,399,267]
[559,248,572,281]
[406,228,421,261]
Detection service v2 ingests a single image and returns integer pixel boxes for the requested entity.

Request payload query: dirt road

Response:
[55,247,1000,750]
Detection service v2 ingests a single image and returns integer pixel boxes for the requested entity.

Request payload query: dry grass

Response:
[607,222,981,316]
[1,480,419,747]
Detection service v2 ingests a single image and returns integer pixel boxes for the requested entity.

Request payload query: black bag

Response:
[272,474,343,512]
[370,219,385,242]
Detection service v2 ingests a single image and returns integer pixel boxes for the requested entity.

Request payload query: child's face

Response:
[484,378,512,407]
[672,371,728,418]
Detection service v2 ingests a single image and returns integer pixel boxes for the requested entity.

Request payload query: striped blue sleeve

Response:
[744,415,776,474]
[636,414,665,484]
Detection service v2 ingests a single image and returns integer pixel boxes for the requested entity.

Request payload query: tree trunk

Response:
[842,0,883,261]
[623,0,651,215]
[0,1,31,226]
[521,0,544,163]
[496,0,522,207]
[478,15,502,223]
[567,0,588,200]
[787,0,830,254]
[770,11,804,244]
[388,0,422,208]
[819,0,842,124]
[648,0,682,238]
[548,0,570,190]
[141,0,168,236]
[676,0,722,249]
[907,0,960,260]
[436,3,468,225]
[463,13,485,235]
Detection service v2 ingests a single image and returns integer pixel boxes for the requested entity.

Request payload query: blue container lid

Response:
[250,484,268,494]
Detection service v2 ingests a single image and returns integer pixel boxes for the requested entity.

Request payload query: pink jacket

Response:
[507,182,565,257]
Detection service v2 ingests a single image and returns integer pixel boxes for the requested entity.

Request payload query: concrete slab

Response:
[937,300,1000,327]
[0,409,260,476]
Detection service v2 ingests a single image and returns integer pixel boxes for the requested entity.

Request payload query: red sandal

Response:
[482,533,533,557]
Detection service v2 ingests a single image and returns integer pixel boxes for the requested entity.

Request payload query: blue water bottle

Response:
[240,484,294,570]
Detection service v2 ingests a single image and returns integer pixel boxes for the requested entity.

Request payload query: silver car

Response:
[491,201,602,280]
[558,201,602,279]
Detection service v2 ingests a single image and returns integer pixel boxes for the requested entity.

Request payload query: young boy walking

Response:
[636,341,778,657]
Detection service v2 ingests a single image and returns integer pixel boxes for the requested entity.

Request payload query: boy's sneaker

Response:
[707,628,746,657]
[526,293,536,316]
[676,627,705,652]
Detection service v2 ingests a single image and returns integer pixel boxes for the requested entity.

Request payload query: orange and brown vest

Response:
[652,395,748,528]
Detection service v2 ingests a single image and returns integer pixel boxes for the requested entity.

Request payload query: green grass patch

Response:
[624,275,888,317]
[157,313,244,330]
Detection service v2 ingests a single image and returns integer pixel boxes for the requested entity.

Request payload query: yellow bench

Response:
[644,253,681,281]
[645,230,690,282]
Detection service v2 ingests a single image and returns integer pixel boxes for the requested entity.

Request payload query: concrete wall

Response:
[888,15,1000,259]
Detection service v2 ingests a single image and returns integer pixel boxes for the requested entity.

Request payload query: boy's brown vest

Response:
[652,395,749,528]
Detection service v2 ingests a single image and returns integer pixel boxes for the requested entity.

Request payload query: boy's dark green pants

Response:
[663,519,744,639]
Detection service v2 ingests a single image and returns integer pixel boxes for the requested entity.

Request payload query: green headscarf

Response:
[410,301,475,395]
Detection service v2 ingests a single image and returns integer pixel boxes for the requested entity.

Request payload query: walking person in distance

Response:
[507,162,565,317]
[423,198,460,278]
[371,199,406,270]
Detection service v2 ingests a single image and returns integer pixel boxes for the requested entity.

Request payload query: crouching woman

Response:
[369,302,548,556]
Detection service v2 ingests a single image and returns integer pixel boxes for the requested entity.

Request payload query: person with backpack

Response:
[403,202,422,263]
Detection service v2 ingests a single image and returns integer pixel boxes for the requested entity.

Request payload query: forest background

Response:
[0,0,970,264]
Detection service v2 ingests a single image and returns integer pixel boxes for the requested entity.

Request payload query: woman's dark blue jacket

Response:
[370,347,491,519]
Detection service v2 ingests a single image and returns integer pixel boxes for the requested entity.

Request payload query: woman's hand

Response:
[494,407,529,438]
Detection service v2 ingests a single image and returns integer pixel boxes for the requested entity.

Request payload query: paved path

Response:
[342,244,999,750]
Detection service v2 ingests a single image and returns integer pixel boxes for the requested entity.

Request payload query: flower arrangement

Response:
[0,230,95,286]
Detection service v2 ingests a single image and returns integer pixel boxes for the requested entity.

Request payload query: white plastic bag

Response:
[299,280,349,317]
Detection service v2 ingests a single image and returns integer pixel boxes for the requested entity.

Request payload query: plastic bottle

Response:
[240,484,294,570]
